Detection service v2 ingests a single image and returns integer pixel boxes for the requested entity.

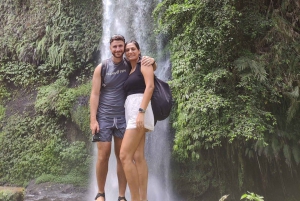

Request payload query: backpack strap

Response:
[101,59,108,88]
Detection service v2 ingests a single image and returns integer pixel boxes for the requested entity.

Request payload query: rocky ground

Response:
[24,181,87,201]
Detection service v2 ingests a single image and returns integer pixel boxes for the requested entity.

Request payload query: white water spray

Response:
[87,0,177,200]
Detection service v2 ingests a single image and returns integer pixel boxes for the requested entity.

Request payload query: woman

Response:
[120,40,155,201]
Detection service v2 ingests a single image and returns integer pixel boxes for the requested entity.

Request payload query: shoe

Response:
[118,196,127,201]
[95,192,105,200]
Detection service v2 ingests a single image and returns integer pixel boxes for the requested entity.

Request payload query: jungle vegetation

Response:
[0,0,300,201]
[0,0,102,186]
[154,0,300,200]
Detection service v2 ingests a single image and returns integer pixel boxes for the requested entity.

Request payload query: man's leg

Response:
[133,133,148,200]
[96,141,111,201]
[114,136,127,199]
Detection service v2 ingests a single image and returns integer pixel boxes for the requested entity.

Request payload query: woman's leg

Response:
[133,133,148,201]
[120,128,145,201]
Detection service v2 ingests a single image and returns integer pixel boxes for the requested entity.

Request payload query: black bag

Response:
[151,76,173,121]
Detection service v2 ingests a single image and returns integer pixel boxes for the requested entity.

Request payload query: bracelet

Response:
[139,108,146,113]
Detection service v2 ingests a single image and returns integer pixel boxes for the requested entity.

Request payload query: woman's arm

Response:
[135,64,155,129]
[140,64,155,110]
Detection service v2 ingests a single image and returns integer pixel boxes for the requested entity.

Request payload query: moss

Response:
[0,187,24,201]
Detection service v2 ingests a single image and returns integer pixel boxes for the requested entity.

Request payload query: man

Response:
[90,34,155,201]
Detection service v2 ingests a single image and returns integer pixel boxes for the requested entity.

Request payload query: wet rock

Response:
[24,181,87,201]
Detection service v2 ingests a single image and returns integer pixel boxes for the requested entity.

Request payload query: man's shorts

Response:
[92,116,126,142]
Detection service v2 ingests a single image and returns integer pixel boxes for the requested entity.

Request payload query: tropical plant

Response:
[154,0,300,200]
[241,192,264,201]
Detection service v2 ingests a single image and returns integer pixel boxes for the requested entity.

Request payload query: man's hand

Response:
[90,120,100,135]
[141,56,157,71]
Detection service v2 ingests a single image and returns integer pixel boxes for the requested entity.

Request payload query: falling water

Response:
[87,0,177,200]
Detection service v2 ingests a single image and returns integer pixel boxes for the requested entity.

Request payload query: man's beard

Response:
[112,52,123,58]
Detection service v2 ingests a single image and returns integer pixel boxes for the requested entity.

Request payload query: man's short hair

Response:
[110,34,125,44]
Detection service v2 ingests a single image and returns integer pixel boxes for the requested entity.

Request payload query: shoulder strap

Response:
[101,59,108,88]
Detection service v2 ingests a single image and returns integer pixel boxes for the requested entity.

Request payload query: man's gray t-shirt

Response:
[97,58,131,117]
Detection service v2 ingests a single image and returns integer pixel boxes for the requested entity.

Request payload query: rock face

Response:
[24,181,87,201]
[0,187,24,201]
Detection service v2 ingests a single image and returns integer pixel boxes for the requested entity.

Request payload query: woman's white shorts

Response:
[124,93,154,131]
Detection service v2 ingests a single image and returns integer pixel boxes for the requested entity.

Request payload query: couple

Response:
[90,34,156,201]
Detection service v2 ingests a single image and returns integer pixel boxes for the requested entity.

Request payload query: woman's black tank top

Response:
[123,62,146,96]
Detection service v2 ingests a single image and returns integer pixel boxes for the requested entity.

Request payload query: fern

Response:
[48,44,60,66]
[234,56,267,82]
[283,144,292,167]
[241,191,264,201]
[57,41,68,67]
[37,36,47,60]
[284,86,300,123]
[271,137,281,159]
[292,144,300,165]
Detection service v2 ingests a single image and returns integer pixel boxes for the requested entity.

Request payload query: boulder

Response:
[0,187,24,201]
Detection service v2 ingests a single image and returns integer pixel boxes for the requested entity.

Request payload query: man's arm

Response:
[89,64,102,135]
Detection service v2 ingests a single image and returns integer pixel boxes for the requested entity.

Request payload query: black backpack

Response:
[151,76,173,121]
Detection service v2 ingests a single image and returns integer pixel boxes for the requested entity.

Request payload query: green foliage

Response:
[155,0,278,161]
[172,159,215,200]
[70,102,90,139]
[35,141,91,186]
[0,0,102,85]
[155,0,300,160]
[35,78,72,117]
[35,78,91,119]
[35,170,88,187]
[69,83,91,139]
[0,105,5,122]
[0,86,11,104]
[155,0,300,200]
[241,192,264,201]
[0,0,97,189]
[0,113,90,186]
[0,61,43,87]
[0,189,24,201]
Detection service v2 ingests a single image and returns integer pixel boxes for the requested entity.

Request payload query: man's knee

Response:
[97,147,111,162]
[97,153,110,162]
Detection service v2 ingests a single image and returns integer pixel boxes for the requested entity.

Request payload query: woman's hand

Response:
[136,113,145,129]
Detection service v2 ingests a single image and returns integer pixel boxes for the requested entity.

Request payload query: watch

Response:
[139,108,146,113]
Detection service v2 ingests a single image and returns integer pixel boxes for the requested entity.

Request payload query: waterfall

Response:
[87,0,177,200]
